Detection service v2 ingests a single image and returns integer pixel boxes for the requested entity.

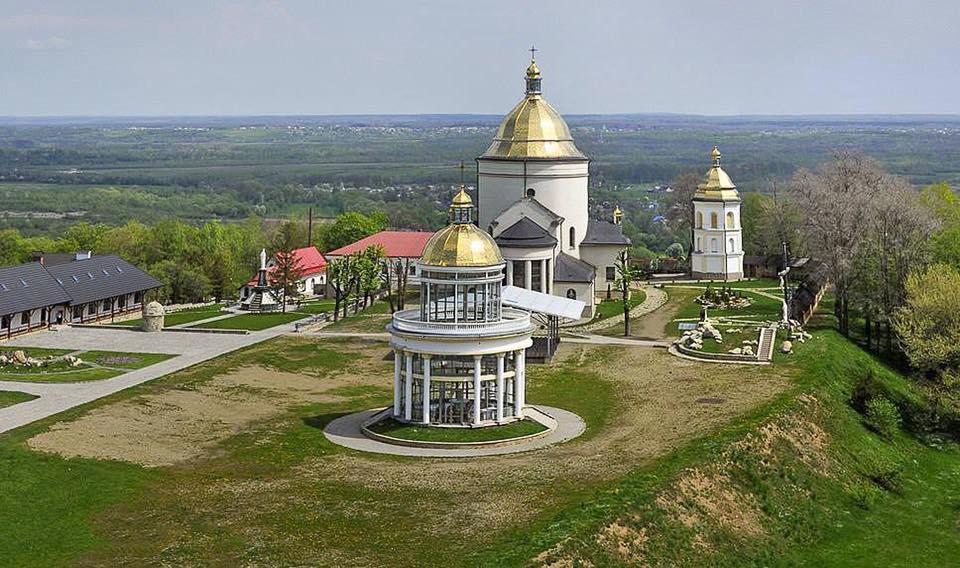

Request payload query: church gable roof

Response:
[581,219,631,246]
[495,217,557,249]
[553,252,595,283]
[489,196,563,235]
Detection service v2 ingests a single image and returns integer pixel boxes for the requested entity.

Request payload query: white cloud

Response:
[21,36,73,51]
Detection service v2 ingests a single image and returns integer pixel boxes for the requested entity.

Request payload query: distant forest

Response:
[1,114,958,247]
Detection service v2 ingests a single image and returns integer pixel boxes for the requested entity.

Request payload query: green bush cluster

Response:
[864,397,902,439]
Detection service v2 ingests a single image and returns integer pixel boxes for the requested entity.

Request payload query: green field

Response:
[0,391,37,409]
[0,349,173,382]
[367,418,548,443]
[188,312,307,331]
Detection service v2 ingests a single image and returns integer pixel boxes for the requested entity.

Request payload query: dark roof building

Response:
[553,252,595,283]
[581,219,631,246]
[494,217,558,248]
[0,262,72,317]
[0,254,161,338]
[45,255,161,306]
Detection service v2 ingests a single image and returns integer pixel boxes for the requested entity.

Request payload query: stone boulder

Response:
[12,350,27,365]
[743,345,755,356]
[780,340,793,354]
[142,301,165,332]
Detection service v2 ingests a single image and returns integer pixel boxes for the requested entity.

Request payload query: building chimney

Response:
[75,251,92,261]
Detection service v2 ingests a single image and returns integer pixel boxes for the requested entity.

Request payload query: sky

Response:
[2,0,959,117]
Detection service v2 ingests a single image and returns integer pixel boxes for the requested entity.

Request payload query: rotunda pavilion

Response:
[387,188,535,427]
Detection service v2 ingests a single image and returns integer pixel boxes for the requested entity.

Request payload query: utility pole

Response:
[307,206,313,247]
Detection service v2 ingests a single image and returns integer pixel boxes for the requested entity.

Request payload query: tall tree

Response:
[788,152,884,335]
[270,222,306,312]
[894,264,960,384]
[318,211,388,251]
[613,249,643,337]
[357,245,385,308]
[327,256,358,321]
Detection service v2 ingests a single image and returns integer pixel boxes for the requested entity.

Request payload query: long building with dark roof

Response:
[0,252,161,339]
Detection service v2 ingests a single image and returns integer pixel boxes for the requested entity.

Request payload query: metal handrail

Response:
[391,307,531,336]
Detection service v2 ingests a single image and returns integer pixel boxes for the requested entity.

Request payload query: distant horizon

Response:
[2,2,959,116]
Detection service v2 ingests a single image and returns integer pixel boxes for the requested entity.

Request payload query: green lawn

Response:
[0,391,37,409]
[115,305,226,328]
[0,347,72,358]
[187,312,307,331]
[368,418,547,443]
[79,351,176,369]
[0,367,122,383]
[589,290,646,322]
[292,299,337,315]
[0,336,615,567]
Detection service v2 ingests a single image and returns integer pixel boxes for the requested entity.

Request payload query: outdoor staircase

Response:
[758,325,777,362]
[245,293,262,312]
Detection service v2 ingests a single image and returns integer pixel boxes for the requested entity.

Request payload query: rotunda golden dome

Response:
[420,223,503,267]
[480,58,585,160]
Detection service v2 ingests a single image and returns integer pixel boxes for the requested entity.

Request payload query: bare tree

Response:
[665,172,701,259]
[788,152,885,336]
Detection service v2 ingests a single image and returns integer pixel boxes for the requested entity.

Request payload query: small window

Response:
[88,303,96,315]
[21,311,30,325]
[566,288,577,300]
[710,212,718,229]
[729,238,735,253]
[605,266,615,281]
[711,238,718,253]
[568,227,576,249]
[726,211,735,229]
[696,237,702,252]
[696,212,703,229]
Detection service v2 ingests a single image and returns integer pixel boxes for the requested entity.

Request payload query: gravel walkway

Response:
[324,405,585,457]
[566,285,669,333]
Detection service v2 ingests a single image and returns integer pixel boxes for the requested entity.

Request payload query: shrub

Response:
[850,369,882,413]
[870,465,905,494]
[850,483,883,510]
[864,397,902,440]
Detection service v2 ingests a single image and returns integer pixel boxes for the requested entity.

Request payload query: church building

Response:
[477,54,630,319]
[690,147,744,280]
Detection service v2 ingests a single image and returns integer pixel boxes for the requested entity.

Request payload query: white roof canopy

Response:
[501,285,585,321]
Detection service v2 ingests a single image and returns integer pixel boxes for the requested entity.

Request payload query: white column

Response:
[506,260,514,286]
[473,355,482,425]
[540,258,547,292]
[393,349,402,417]
[516,349,525,418]
[524,260,532,290]
[404,352,413,421]
[421,355,432,425]
[496,353,505,423]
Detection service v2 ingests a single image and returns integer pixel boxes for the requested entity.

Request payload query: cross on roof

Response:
[529,45,537,60]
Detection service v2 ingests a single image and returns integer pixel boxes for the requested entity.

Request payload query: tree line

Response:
[0,210,390,306]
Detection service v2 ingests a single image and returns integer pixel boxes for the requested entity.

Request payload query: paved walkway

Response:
[564,334,669,348]
[0,319,308,434]
[324,405,585,457]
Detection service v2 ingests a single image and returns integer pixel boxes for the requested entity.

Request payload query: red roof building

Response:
[245,246,327,287]
[325,231,434,259]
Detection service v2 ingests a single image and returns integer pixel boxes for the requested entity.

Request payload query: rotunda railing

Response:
[390,307,532,336]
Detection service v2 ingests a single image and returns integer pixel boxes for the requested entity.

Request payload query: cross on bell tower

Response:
[525,46,542,95]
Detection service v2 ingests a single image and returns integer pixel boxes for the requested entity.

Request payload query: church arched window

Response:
[710,238,718,253]
[569,227,576,249]
[726,211,735,229]
[728,238,735,253]
[710,212,718,229]
[696,237,701,252]
[696,212,703,228]
[566,288,577,300]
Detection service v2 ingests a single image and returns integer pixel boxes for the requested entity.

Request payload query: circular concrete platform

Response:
[323,405,585,458]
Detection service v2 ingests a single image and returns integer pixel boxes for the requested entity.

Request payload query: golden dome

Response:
[451,186,472,207]
[480,59,585,160]
[420,223,503,267]
[695,146,740,201]
[526,60,541,78]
